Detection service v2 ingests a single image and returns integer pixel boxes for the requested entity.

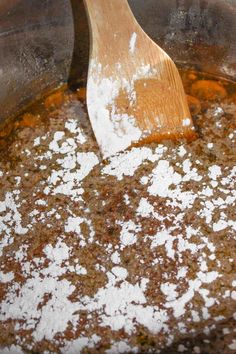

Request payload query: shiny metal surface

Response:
[0,0,74,122]
[0,0,236,123]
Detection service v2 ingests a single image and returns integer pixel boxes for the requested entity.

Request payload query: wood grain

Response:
[83,0,196,157]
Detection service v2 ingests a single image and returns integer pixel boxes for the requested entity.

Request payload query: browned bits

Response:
[188,72,197,81]
[18,113,40,128]
[228,92,236,103]
[77,87,87,101]
[191,80,227,101]
[44,91,64,109]
[0,69,236,354]
[0,123,12,138]
[187,95,201,115]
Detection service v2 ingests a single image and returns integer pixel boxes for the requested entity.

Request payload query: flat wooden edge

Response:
[131,128,198,148]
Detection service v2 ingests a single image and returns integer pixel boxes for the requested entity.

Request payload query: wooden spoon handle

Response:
[83,0,139,56]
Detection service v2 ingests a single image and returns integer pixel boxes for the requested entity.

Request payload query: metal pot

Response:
[0,0,236,123]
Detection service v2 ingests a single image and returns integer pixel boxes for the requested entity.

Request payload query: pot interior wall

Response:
[0,0,236,124]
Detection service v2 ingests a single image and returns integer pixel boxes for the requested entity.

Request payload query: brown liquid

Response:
[0,70,235,155]
[0,71,236,353]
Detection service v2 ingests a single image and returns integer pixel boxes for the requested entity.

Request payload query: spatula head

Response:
[87,56,196,158]
[84,0,196,158]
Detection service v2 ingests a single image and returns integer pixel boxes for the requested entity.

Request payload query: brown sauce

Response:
[0,71,236,354]
[0,70,235,153]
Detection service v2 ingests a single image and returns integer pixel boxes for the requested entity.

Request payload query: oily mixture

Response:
[0,71,236,354]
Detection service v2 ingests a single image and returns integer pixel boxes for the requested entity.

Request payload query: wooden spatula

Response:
[83,0,196,158]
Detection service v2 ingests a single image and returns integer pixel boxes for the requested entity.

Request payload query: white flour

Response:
[0,97,236,353]
[129,32,137,54]
[87,60,159,157]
